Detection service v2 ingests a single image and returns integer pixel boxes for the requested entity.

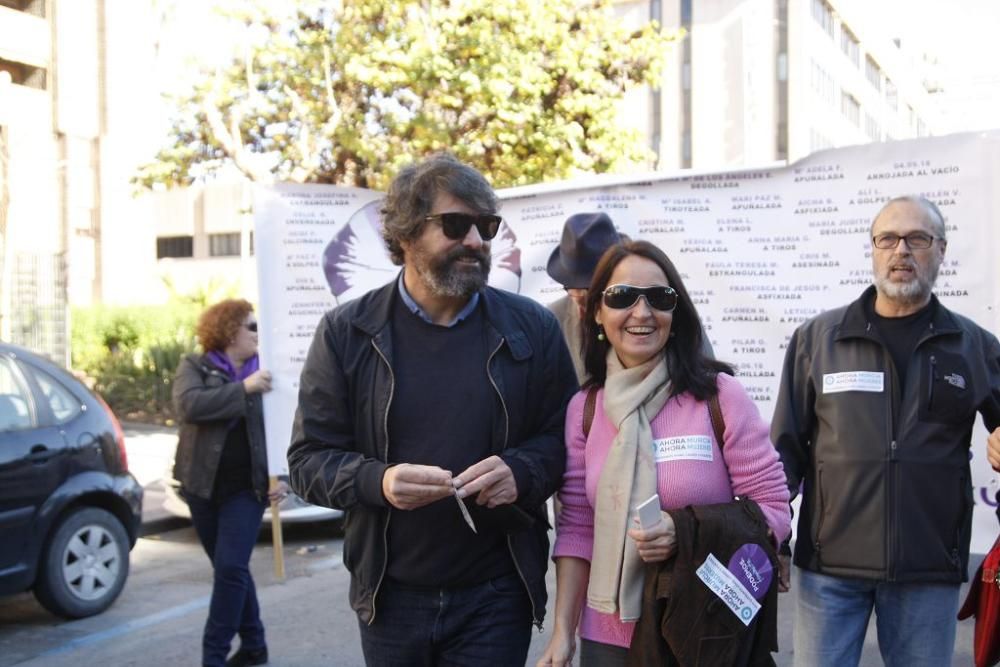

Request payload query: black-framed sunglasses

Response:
[872,232,939,250]
[244,322,258,333]
[425,212,502,241]
[602,284,678,311]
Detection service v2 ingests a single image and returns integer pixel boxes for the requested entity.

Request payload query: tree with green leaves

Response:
[137,0,678,190]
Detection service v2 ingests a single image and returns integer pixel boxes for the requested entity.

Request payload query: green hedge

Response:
[71,304,200,424]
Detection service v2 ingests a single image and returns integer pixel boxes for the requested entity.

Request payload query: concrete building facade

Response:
[0,0,87,363]
[617,0,939,170]
[0,0,193,361]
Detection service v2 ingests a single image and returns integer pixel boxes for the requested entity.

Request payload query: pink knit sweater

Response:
[552,372,792,648]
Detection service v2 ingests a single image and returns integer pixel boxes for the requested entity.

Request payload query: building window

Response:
[865,56,882,91]
[810,128,832,152]
[840,26,860,67]
[811,0,834,38]
[864,113,881,141]
[156,236,194,259]
[841,92,860,126]
[775,0,788,161]
[885,80,898,111]
[209,233,241,257]
[680,0,692,169]
[810,59,834,104]
[0,58,46,90]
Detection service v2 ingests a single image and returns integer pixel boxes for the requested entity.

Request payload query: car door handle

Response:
[29,445,57,463]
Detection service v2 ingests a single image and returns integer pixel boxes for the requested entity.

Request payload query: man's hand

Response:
[453,456,518,507]
[382,464,454,510]
[988,426,1000,471]
[778,554,791,593]
[766,528,791,593]
[627,512,677,563]
[243,369,272,394]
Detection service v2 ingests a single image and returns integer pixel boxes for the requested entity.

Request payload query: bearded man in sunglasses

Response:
[288,153,578,666]
[772,195,1000,666]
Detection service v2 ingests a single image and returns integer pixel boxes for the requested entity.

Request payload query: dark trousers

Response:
[580,639,629,667]
[358,572,533,667]
[187,490,267,667]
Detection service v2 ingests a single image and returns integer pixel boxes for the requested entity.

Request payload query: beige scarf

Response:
[587,350,671,622]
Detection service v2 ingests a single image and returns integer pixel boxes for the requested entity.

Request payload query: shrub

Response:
[71,303,200,423]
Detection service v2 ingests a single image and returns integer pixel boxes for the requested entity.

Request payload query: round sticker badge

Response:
[728,543,773,601]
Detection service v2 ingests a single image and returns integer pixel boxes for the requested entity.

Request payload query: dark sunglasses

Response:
[425,212,502,241]
[244,322,258,333]
[602,284,678,312]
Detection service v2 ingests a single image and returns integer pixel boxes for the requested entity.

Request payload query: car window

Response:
[31,366,83,424]
[0,357,37,432]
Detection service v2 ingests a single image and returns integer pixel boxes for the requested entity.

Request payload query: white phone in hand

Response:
[634,494,662,530]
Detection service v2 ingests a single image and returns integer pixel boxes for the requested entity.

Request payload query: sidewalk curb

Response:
[121,420,178,435]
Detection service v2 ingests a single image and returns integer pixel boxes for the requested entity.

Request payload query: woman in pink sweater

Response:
[537,241,791,667]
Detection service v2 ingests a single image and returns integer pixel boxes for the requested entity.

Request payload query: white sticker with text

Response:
[822,371,884,394]
[653,435,714,463]
[696,553,761,626]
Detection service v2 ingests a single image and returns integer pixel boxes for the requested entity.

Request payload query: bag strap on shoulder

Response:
[583,384,726,448]
[582,386,598,438]
[708,392,725,449]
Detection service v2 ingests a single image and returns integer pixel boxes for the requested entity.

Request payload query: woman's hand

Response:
[627,511,677,562]
[243,369,273,394]
[535,628,576,667]
[269,480,289,503]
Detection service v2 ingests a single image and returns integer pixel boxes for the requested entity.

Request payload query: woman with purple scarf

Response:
[172,298,286,667]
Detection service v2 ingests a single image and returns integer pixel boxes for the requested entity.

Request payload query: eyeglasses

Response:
[872,232,939,250]
[425,212,502,241]
[244,322,258,333]
[602,284,678,311]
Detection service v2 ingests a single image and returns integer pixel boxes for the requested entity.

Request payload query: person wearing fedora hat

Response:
[546,213,712,383]
[546,213,624,383]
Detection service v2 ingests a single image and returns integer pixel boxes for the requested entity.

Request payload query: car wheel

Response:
[34,507,130,618]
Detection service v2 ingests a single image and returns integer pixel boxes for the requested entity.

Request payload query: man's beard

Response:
[414,244,491,298]
[874,261,939,306]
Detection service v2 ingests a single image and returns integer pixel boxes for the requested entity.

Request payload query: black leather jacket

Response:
[772,287,1000,582]
[288,280,577,627]
[172,353,269,501]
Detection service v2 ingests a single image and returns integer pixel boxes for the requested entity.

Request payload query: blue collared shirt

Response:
[397,273,480,327]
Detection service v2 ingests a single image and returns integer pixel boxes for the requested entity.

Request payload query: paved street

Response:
[0,425,981,666]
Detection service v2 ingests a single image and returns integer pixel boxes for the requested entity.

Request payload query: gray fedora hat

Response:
[546,212,620,289]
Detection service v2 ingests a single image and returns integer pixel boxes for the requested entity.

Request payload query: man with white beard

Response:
[772,195,1000,667]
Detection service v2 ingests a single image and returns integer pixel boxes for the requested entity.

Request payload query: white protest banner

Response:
[255,130,1000,552]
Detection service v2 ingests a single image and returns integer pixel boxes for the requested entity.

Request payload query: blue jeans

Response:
[358,572,533,666]
[794,568,960,667]
[187,490,267,667]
